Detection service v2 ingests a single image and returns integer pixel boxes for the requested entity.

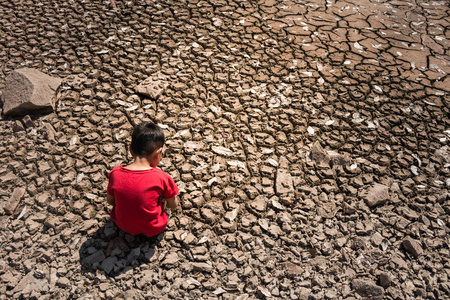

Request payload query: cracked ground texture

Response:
[0,0,449,299]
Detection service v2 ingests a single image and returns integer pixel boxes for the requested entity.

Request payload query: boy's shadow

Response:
[79,219,162,277]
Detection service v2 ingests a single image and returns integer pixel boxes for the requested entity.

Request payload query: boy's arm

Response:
[107,194,115,206]
[165,196,178,210]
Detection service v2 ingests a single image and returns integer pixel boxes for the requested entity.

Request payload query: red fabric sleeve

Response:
[107,171,114,196]
[163,175,179,199]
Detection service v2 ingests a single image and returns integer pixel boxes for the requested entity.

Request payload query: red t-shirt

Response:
[107,166,179,237]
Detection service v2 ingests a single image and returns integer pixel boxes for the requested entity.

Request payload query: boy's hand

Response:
[165,196,178,210]
[107,194,115,206]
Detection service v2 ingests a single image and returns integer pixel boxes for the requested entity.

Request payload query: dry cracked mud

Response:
[0,0,449,299]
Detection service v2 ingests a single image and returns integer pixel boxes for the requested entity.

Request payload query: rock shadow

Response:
[79,219,162,278]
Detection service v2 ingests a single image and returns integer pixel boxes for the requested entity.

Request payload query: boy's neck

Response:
[125,156,154,170]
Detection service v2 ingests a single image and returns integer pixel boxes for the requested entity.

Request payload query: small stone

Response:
[136,72,168,100]
[379,272,393,288]
[361,184,389,207]
[310,141,330,165]
[100,256,118,274]
[276,168,294,196]
[2,68,62,115]
[83,250,105,266]
[257,286,271,298]
[402,237,423,258]
[162,252,179,266]
[192,262,213,273]
[248,196,267,216]
[12,120,25,132]
[22,115,35,128]
[352,279,384,298]
[4,187,26,215]
[56,277,71,288]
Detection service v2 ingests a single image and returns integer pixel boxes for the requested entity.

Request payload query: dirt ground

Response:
[0,0,449,299]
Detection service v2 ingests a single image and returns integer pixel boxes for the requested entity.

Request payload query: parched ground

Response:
[0,0,449,299]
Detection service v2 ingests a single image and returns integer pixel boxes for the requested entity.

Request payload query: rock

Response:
[12,270,49,295]
[402,237,423,258]
[248,196,267,216]
[2,68,61,115]
[192,262,213,273]
[4,187,26,215]
[361,184,389,207]
[257,286,271,299]
[56,277,71,288]
[135,72,168,100]
[310,141,330,165]
[100,256,118,274]
[379,272,393,288]
[276,158,294,196]
[22,115,35,128]
[83,250,106,266]
[162,252,179,266]
[285,263,303,278]
[352,279,384,298]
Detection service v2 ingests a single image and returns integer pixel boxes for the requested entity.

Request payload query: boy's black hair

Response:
[130,122,165,157]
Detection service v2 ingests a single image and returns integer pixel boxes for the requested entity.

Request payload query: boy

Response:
[106,122,179,237]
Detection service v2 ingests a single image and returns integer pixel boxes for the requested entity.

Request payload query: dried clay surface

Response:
[0,0,449,299]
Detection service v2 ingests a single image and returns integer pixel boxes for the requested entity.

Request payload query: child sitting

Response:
[106,122,179,237]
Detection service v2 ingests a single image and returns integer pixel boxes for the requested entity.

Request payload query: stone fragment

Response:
[361,184,389,207]
[83,250,105,266]
[352,279,384,298]
[192,262,213,273]
[285,263,303,278]
[162,252,179,266]
[276,157,294,196]
[100,256,118,274]
[257,286,271,299]
[310,141,330,165]
[22,115,35,128]
[56,277,71,288]
[248,196,267,216]
[402,237,423,258]
[135,72,168,100]
[4,187,26,215]
[2,68,61,115]
[379,272,393,288]
[12,270,49,294]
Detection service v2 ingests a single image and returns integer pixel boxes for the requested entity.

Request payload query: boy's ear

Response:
[129,146,135,157]
[155,147,163,155]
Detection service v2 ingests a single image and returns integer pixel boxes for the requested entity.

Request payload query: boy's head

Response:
[130,122,165,158]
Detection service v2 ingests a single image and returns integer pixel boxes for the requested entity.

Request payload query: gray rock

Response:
[402,237,423,258]
[2,68,61,115]
[361,184,389,207]
[100,256,118,274]
[4,187,25,215]
[83,250,106,266]
[352,279,384,298]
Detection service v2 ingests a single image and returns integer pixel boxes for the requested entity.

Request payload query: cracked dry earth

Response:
[0,0,449,299]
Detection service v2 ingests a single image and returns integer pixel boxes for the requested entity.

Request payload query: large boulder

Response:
[2,68,61,115]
